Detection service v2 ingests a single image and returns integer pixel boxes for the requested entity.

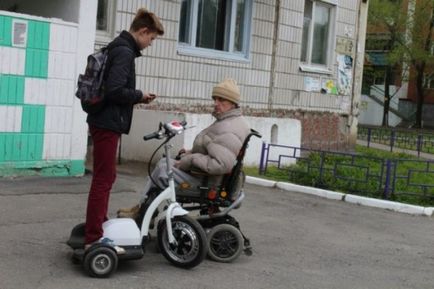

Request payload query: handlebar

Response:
[143,120,187,141]
[143,131,161,141]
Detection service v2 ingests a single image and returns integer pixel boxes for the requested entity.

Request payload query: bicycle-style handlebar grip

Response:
[143,132,159,141]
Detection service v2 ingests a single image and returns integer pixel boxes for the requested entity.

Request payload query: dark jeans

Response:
[85,125,120,244]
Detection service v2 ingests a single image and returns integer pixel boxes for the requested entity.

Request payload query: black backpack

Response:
[75,47,109,114]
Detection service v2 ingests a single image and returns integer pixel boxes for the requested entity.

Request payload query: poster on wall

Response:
[337,54,353,96]
[321,79,338,95]
[304,76,321,92]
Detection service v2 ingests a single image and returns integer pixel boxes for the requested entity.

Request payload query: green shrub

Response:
[247,145,434,206]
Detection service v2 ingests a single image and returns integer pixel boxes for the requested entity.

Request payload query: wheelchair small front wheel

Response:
[207,224,243,263]
[158,215,207,268]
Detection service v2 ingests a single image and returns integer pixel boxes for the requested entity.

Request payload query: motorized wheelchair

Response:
[131,127,261,263]
[175,129,262,262]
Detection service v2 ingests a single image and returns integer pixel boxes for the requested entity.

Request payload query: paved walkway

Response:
[357,140,434,160]
[1,167,434,289]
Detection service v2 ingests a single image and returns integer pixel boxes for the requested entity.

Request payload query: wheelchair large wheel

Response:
[207,224,243,263]
[158,215,207,268]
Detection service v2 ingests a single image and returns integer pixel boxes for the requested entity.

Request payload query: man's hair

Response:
[130,8,164,35]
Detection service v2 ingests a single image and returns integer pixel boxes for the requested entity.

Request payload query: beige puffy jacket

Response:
[178,108,250,175]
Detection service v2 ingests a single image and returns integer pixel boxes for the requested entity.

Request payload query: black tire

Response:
[157,215,207,268]
[207,224,243,263]
[83,246,118,278]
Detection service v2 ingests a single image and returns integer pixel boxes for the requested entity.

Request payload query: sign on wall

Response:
[337,54,353,96]
[336,37,354,56]
[12,19,27,47]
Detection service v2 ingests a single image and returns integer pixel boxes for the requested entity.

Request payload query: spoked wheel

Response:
[157,215,207,268]
[207,224,243,263]
[83,246,118,278]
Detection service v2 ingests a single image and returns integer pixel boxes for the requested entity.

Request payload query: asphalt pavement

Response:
[0,162,433,289]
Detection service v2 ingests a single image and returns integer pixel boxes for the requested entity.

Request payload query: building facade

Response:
[98,0,368,156]
[0,0,368,176]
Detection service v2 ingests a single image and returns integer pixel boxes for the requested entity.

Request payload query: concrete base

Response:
[245,176,434,217]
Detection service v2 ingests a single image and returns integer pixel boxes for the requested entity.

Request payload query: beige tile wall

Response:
[100,0,360,115]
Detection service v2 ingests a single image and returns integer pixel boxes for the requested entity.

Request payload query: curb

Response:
[245,176,434,217]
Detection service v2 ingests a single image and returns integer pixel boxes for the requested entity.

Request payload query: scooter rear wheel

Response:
[157,215,207,268]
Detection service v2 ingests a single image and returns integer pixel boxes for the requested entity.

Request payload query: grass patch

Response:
[245,145,434,206]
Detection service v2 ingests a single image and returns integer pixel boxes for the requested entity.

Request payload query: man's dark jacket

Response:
[87,30,143,134]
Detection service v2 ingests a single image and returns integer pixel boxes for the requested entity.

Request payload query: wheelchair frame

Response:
[176,129,262,262]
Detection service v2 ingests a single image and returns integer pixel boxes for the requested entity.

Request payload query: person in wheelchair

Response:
[118,78,251,219]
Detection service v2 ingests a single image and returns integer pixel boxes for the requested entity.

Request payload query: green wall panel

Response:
[27,21,49,50]
[25,48,49,78]
[0,16,12,46]
[0,133,44,162]
[0,159,84,177]
[0,75,25,104]
[21,105,45,133]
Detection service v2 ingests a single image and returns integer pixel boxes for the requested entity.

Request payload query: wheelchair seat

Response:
[177,129,261,208]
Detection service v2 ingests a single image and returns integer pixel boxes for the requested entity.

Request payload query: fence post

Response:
[317,151,326,188]
[367,128,371,148]
[390,131,395,152]
[383,159,392,199]
[417,135,422,158]
[259,142,267,175]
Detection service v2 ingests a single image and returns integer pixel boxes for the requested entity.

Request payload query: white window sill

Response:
[299,64,333,75]
[177,45,250,63]
[95,31,113,46]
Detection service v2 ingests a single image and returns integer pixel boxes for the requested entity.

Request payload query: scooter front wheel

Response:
[83,246,118,278]
[157,215,207,268]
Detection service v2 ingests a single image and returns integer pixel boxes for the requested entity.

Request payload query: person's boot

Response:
[117,204,140,219]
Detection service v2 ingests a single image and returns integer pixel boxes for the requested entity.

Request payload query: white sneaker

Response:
[85,237,126,255]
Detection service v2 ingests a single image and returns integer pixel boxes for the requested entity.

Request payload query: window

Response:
[178,0,252,61]
[423,73,434,89]
[96,0,116,43]
[300,0,336,73]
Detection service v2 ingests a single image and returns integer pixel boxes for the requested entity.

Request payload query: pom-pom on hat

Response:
[212,78,240,105]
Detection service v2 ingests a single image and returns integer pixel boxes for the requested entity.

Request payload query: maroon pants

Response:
[85,126,120,244]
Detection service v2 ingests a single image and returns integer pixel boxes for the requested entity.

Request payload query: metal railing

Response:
[358,125,434,156]
[259,142,434,205]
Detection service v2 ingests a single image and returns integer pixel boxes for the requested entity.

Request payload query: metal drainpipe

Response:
[268,0,281,110]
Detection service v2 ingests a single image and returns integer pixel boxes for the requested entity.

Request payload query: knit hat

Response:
[212,78,240,105]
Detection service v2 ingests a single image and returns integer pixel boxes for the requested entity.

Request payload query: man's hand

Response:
[174,160,181,168]
[175,148,191,160]
[142,93,157,104]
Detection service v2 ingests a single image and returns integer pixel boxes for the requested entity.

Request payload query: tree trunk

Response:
[415,65,425,128]
[382,65,392,127]
[412,4,434,128]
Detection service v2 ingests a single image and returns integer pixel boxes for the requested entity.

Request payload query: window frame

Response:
[95,0,117,44]
[177,0,253,62]
[423,73,434,89]
[299,0,337,75]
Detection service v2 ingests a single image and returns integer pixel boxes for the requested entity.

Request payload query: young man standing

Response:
[84,9,164,249]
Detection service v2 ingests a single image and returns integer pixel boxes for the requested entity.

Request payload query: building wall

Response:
[121,110,301,167]
[0,10,88,176]
[0,0,80,23]
[359,94,402,127]
[98,0,364,151]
